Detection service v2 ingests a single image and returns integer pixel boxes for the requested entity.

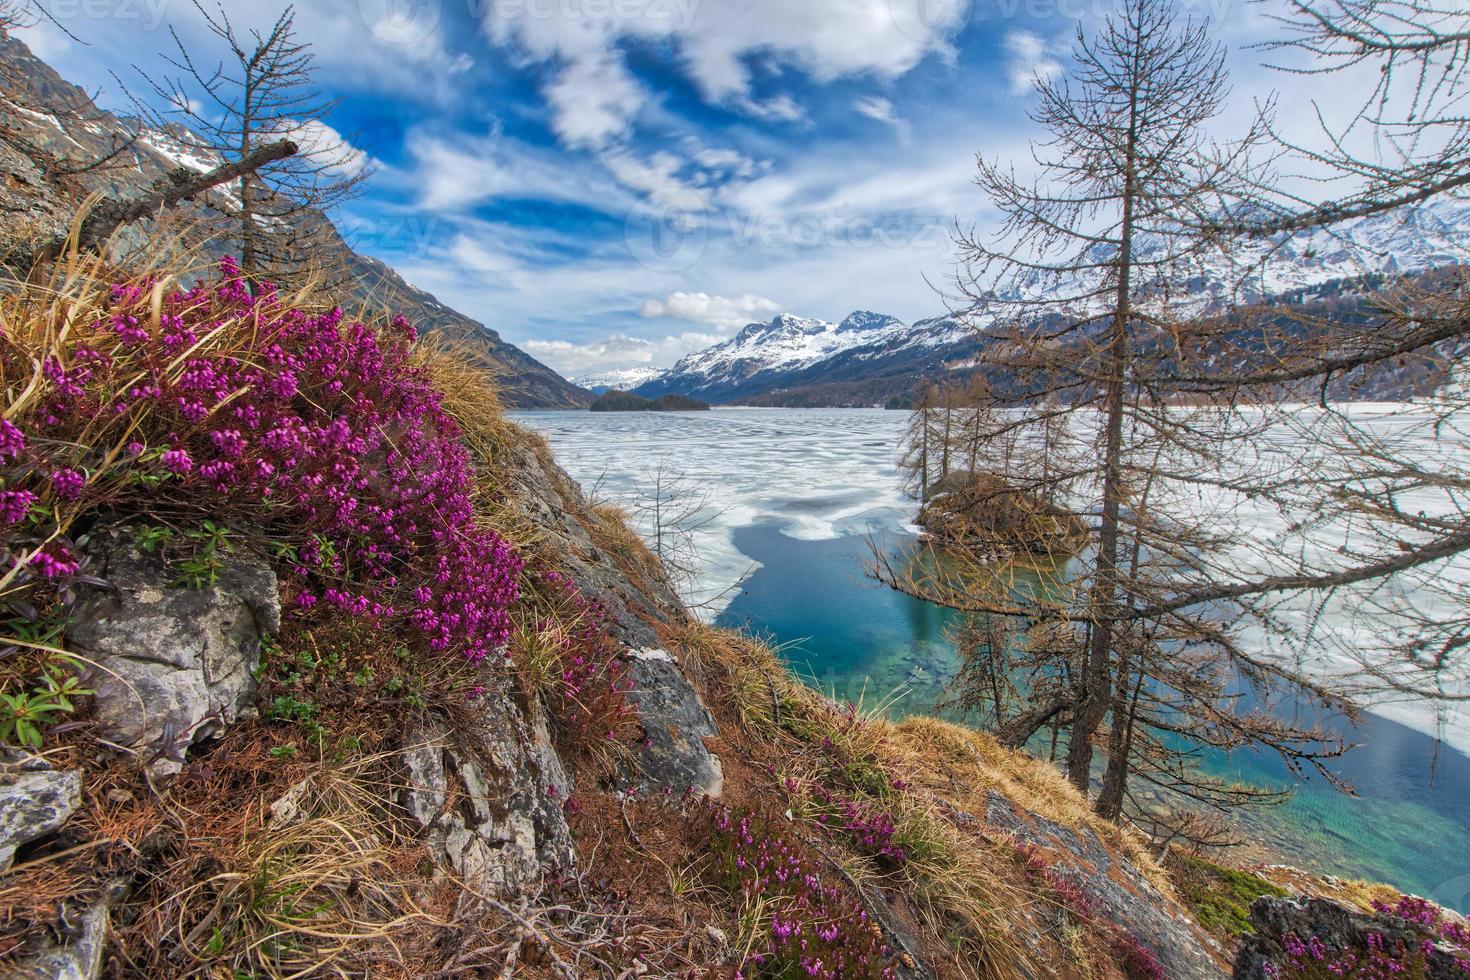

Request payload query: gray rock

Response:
[5,880,126,980]
[985,791,1227,980]
[401,689,574,894]
[625,648,723,797]
[68,531,280,776]
[0,752,80,871]
[1235,897,1469,980]
[496,438,686,648]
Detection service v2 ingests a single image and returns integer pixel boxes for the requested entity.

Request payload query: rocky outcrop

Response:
[1235,897,1470,980]
[497,437,686,649]
[400,692,575,894]
[985,790,1227,979]
[68,533,280,776]
[0,751,80,872]
[625,648,723,797]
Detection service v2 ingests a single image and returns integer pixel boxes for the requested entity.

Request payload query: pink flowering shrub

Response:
[525,570,638,758]
[0,258,522,664]
[702,800,898,979]
[782,777,907,866]
[1266,896,1470,979]
[1015,843,1165,980]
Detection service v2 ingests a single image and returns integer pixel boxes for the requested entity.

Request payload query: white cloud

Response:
[602,149,704,209]
[640,291,783,331]
[544,51,646,148]
[523,329,723,374]
[404,131,627,213]
[482,0,968,146]
[278,119,371,179]
[854,95,898,125]
[1004,31,1063,95]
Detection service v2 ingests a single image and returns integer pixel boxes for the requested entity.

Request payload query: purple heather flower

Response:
[50,468,84,501]
[161,449,193,474]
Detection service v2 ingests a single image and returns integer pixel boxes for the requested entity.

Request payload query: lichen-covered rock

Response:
[68,531,280,776]
[0,751,80,871]
[985,790,1227,979]
[1235,897,1469,980]
[625,648,723,797]
[401,691,574,894]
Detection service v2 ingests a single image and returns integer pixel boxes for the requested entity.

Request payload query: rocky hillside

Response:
[0,33,591,409]
[1,248,1465,979]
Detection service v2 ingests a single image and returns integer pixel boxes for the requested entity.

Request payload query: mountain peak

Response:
[838,310,905,333]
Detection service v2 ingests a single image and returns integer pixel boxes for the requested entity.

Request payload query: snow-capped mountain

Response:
[635,200,1470,406]
[570,366,665,393]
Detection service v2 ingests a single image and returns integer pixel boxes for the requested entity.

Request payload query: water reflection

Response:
[718,520,1470,909]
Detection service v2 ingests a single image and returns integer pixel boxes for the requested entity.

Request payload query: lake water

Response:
[515,408,1470,909]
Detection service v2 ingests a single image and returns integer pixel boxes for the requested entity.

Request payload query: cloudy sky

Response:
[19,0,1351,378]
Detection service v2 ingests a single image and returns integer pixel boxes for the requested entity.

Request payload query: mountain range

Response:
[0,35,591,409]
[630,201,1470,407]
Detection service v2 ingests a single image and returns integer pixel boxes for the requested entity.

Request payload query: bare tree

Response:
[629,462,718,600]
[131,2,370,284]
[1163,0,1470,723]
[876,0,1350,821]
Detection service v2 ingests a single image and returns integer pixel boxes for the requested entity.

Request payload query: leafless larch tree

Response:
[131,2,370,286]
[876,0,1353,829]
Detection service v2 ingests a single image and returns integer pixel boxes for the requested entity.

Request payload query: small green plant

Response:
[0,655,92,748]
[133,523,176,554]
[269,744,299,759]
[172,521,235,589]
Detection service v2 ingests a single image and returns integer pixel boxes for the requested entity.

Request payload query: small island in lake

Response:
[589,390,712,412]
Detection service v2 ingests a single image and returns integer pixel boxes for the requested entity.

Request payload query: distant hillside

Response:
[589,390,710,412]
[0,33,591,409]
[636,204,1470,407]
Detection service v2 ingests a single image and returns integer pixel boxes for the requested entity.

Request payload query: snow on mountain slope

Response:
[638,200,1470,405]
[570,366,665,392]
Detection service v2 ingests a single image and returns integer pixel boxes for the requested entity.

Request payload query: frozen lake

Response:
[515,406,1470,905]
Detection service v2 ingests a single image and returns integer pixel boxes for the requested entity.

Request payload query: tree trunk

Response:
[1066,79,1139,795]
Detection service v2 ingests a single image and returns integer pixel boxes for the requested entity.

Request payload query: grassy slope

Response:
[0,253,1412,980]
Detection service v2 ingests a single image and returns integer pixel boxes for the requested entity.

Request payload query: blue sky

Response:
[18,0,1346,378]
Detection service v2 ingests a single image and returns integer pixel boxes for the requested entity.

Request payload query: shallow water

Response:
[516,407,1470,908]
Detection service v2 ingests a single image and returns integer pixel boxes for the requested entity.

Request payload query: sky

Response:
[16,0,1362,380]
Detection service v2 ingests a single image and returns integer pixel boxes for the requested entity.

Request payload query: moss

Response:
[1172,854,1288,938]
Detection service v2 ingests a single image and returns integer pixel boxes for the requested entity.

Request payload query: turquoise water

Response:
[716,520,1470,910]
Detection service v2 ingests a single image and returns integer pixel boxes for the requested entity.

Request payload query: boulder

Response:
[68,532,280,776]
[400,690,574,894]
[0,751,80,871]
[625,648,723,797]
[1235,897,1470,980]
[985,790,1227,979]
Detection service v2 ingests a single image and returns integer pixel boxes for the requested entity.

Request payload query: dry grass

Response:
[670,621,1060,980]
